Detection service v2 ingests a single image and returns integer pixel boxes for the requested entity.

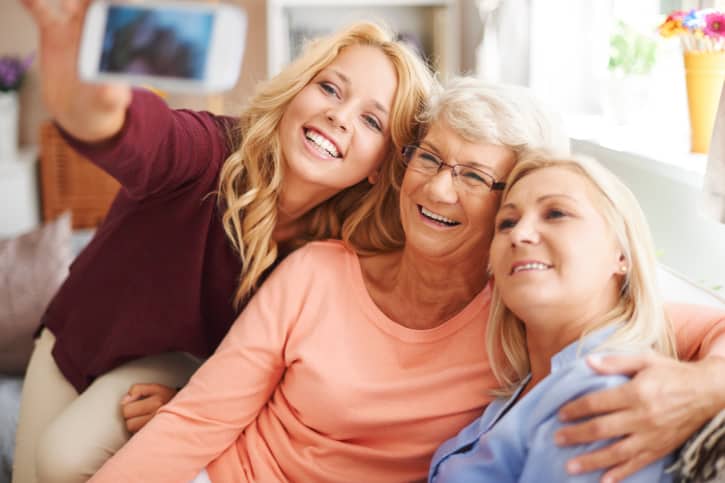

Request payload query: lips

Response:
[303,127,342,159]
[419,205,460,226]
[510,261,553,275]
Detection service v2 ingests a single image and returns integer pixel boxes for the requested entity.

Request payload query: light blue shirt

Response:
[429,326,674,483]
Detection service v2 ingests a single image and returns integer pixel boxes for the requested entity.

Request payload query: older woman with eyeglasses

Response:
[362,77,725,482]
[89,77,725,483]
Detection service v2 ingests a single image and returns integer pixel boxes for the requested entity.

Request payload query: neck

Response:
[522,306,614,393]
[273,176,339,243]
[362,248,489,330]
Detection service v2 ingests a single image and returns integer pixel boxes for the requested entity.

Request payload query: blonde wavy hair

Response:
[486,155,678,396]
[218,22,433,309]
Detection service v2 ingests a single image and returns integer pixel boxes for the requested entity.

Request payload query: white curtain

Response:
[703,81,725,223]
[475,0,530,85]
[475,0,614,114]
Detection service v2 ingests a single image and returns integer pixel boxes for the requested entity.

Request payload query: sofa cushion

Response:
[0,213,72,375]
[657,264,725,309]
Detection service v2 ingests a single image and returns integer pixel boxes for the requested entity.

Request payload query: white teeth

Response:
[305,130,340,158]
[421,206,458,225]
[512,262,551,273]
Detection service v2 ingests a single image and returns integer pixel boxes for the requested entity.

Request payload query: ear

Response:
[368,170,380,185]
[614,252,628,276]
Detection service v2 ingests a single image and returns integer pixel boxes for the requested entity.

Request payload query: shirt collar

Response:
[550,324,620,372]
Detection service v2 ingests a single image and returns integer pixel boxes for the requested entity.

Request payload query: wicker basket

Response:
[39,121,120,229]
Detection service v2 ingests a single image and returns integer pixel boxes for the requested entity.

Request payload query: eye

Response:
[319,81,340,98]
[419,151,441,166]
[460,168,490,186]
[545,208,567,219]
[363,114,382,132]
[496,217,517,231]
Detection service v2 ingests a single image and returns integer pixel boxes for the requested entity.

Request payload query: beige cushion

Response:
[0,213,72,374]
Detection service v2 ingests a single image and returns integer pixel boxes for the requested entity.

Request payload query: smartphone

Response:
[78,0,246,93]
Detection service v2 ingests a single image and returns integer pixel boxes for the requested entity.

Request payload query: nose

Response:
[510,216,539,246]
[425,168,458,204]
[326,104,352,132]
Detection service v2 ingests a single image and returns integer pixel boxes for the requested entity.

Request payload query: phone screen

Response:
[99,5,214,80]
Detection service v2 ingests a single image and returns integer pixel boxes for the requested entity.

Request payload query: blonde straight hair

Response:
[218,22,432,308]
[486,155,678,396]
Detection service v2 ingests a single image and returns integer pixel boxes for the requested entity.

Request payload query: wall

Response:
[0,0,267,147]
[1,1,485,148]
[573,139,725,293]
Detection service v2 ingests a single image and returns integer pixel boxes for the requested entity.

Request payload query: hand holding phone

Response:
[22,0,132,142]
[78,0,247,93]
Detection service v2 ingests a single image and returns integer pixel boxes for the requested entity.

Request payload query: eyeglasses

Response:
[401,144,506,194]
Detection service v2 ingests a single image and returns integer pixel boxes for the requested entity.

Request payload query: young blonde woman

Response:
[429,155,682,482]
[14,2,433,483]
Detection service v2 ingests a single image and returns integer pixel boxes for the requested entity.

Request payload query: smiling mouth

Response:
[304,128,341,158]
[510,262,552,275]
[418,205,460,227]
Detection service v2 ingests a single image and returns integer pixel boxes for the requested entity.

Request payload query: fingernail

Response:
[121,394,132,404]
[602,476,614,483]
[554,433,566,445]
[559,411,570,422]
[567,461,581,474]
[588,354,604,367]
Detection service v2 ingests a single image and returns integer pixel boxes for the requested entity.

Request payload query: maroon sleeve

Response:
[55,88,238,200]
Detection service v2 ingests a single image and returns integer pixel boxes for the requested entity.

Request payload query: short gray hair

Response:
[418,76,571,158]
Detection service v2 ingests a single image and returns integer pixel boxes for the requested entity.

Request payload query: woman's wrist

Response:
[699,356,725,417]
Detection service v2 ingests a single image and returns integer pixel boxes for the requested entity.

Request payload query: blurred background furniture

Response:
[38,122,119,230]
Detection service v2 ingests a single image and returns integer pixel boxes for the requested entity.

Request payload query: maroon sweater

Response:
[43,89,247,392]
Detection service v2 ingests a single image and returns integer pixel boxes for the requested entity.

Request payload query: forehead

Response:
[422,122,516,176]
[506,166,601,206]
[323,44,398,108]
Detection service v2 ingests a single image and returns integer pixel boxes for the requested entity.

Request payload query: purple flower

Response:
[0,53,34,92]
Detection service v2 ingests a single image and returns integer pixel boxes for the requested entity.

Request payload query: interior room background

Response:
[1,0,724,295]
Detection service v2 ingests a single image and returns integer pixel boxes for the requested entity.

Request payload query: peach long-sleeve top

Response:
[90,240,725,483]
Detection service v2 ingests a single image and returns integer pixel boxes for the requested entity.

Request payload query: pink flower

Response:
[704,12,725,38]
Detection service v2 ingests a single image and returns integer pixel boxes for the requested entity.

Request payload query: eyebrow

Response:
[330,69,389,115]
[419,140,497,173]
[500,193,578,210]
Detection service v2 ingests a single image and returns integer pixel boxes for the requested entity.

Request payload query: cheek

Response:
[400,169,421,198]
[468,200,499,237]
[354,134,388,169]
[489,237,509,275]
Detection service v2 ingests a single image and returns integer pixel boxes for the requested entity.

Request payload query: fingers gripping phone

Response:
[79,0,246,93]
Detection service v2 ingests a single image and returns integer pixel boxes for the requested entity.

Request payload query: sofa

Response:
[0,216,723,483]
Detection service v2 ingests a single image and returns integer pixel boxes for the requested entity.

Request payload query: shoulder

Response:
[529,355,630,423]
[272,240,355,279]
[127,89,236,155]
[556,354,630,394]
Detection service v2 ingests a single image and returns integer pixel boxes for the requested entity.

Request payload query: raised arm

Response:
[555,303,725,482]
[87,250,310,482]
[24,0,236,199]
[22,0,130,142]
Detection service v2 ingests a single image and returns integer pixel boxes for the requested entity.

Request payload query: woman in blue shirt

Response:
[429,154,677,482]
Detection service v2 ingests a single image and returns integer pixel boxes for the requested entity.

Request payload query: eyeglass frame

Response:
[401,144,506,192]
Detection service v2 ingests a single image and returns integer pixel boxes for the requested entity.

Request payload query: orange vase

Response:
[684,51,725,154]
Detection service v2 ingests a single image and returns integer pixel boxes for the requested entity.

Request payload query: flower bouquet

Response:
[659,10,725,153]
[0,54,34,92]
